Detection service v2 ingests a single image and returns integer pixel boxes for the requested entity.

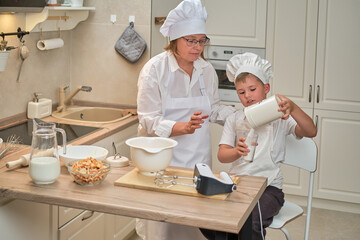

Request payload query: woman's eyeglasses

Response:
[182,37,210,47]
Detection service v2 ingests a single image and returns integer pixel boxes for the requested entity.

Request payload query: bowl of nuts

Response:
[67,157,110,186]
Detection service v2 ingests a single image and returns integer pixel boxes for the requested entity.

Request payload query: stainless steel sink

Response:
[52,107,133,124]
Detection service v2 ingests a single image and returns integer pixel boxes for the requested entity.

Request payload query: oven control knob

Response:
[212,51,218,57]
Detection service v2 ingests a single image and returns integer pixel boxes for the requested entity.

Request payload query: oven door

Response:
[210,59,240,103]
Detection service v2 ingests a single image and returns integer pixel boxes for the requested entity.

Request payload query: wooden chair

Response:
[269,135,317,240]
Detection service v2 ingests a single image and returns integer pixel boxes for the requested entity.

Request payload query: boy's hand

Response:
[235,137,250,157]
[277,94,295,120]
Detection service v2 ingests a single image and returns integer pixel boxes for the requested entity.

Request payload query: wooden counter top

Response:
[0,113,267,234]
[0,160,266,233]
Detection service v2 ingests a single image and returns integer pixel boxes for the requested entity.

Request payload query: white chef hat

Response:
[160,0,207,41]
[226,52,274,84]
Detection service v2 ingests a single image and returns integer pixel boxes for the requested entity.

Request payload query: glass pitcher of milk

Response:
[29,119,67,184]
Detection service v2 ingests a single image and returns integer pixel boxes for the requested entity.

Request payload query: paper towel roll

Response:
[37,38,64,51]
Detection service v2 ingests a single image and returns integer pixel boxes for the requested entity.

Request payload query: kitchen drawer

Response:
[59,210,105,240]
[58,206,85,228]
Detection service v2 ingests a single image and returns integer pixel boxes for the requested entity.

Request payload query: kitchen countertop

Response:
[0,113,267,234]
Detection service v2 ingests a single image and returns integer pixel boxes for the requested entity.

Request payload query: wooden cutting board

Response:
[114,168,239,200]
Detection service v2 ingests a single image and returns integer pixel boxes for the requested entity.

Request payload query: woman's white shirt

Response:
[137,51,234,137]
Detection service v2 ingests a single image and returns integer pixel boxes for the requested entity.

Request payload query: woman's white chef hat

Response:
[160,0,207,41]
[226,52,274,84]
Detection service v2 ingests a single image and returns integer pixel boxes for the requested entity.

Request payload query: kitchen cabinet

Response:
[150,0,267,57]
[267,0,360,204]
[203,0,267,48]
[312,109,360,204]
[0,199,57,240]
[59,211,106,240]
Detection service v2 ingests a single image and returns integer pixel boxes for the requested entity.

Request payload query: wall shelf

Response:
[26,6,95,32]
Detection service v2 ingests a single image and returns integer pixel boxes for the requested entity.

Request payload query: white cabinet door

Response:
[204,0,267,47]
[59,211,106,240]
[203,0,267,48]
[313,109,360,204]
[266,0,318,109]
[0,200,54,240]
[105,214,136,240]
[314,0,360,113]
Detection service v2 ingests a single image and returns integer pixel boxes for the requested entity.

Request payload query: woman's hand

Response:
[170,111,209,136]
[184,111,209,134]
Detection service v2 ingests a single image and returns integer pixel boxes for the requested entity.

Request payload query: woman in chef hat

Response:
[201,52,316,239]
[136,0,235,239]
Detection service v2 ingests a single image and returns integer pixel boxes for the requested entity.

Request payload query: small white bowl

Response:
[125,137,178,175]
[59,145,109,164]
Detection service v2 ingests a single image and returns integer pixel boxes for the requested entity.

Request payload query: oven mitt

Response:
[115,22,147,63]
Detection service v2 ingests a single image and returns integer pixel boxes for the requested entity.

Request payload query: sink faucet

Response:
[56,86,92,112]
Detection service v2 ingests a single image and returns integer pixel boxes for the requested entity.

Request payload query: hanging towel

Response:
[115,22,147,63]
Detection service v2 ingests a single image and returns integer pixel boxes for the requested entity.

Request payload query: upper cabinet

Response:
[150,0,267,57]
[26,6,95,32]
[203,0,267,47]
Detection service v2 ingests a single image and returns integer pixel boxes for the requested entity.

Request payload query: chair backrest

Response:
[283,135,317,172]
[283,135,318,240]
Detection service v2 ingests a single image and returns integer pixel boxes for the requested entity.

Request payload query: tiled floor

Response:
[126,207,360,240]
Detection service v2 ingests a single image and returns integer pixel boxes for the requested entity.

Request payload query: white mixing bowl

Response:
[125,137,178,175]
[59,145,109,164]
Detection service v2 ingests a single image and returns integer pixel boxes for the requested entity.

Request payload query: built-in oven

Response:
[205,46,266,103]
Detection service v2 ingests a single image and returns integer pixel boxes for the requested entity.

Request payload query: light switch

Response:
[110,14,116,24]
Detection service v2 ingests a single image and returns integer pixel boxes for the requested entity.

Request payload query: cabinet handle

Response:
[315,115,318,130]
[308,85,312,103]
[316,85,320,103]
[82,211,94,221]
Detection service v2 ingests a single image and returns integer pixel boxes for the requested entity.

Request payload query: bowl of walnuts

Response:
[67,157,110,186]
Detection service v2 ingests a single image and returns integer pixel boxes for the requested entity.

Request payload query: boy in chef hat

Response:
[212,52,317,239]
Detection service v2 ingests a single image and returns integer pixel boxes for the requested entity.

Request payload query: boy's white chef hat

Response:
[226,52,274,84]
[160,0,207,41]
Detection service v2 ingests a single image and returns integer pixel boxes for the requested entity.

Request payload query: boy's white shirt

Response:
[219,110,297,189]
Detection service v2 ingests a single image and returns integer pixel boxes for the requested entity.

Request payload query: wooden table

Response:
[0,160,266,240]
